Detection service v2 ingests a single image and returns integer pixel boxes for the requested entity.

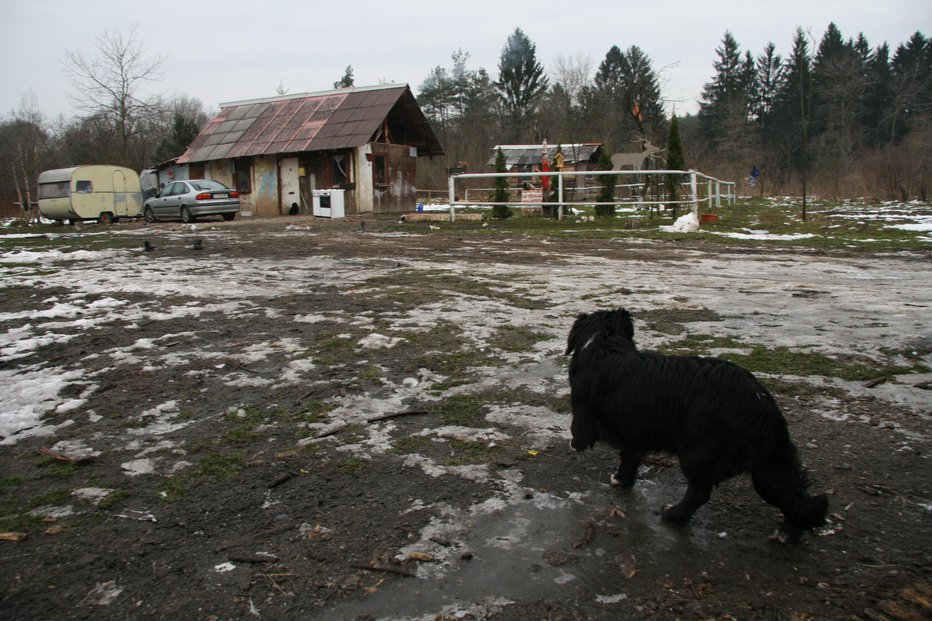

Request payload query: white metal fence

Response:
[434,169,735,221]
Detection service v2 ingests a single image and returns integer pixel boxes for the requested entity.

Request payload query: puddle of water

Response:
[313,477,718,620]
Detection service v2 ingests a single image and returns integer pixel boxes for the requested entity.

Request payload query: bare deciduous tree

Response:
[64,24,165,165]
[551,52,593,105]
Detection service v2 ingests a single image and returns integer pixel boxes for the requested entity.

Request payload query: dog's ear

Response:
[615,308,635,341]
[565,313,587,355]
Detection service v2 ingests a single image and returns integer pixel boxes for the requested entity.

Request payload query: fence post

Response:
[690,171,698,217]
[448,175,456,222]
[558,173,564,220]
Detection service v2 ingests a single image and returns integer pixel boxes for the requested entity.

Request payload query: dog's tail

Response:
[752,441,828,539]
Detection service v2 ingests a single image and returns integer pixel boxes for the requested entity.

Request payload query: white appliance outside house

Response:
[312,189,345,218]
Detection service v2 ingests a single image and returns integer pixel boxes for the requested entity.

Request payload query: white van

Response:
[37,165,143,224]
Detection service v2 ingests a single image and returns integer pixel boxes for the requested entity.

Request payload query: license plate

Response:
[214,193,229,198]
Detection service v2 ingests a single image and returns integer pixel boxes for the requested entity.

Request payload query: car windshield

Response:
[189,180,229,191]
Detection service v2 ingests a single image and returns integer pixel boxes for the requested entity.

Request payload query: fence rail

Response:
[429,169,735,222]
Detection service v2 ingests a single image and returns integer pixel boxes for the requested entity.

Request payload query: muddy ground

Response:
[0,215,929,620]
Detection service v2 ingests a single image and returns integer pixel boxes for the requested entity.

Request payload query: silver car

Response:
[143,179,240,223]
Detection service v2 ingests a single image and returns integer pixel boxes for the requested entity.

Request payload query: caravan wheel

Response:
[99,212,114,225]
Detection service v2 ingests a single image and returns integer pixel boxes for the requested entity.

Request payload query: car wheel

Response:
[180,206,194,223]
[222,212,236,221]
[99,212,114,225]
[144,207,157,223]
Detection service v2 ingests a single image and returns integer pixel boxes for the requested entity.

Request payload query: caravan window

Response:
[38,181,69,199]
[75,180,93,193]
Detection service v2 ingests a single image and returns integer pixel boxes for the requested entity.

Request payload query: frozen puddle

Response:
[313,477,719,620]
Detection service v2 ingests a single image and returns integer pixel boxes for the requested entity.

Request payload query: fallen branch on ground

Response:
[37,446,96,464]
[312,410,429,439]
[351,563,417,578]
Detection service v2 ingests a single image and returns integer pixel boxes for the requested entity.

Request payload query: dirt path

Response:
[1,216,929,620]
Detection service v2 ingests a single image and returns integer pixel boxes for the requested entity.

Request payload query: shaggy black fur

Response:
[566,308,828,542]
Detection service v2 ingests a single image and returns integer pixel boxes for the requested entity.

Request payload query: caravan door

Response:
[113,169,128,216]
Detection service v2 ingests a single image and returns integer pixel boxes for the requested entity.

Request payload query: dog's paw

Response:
[769,528,792,544]
[769,523,804,544]
[569,438,593,452]
[660,504,691,524]
[611,473,637,488]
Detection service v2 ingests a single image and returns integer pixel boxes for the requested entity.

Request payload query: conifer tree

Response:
[495,28,549,141]
[595,150,615,217]
[699,32,754,161]
[664,114,686,216]
[774,28,814,218]
[491,147,511,219]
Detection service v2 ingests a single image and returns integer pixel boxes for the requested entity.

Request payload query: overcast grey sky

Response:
[1,0,928,123]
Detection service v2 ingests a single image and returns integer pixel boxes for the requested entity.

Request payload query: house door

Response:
[279,157,301,214]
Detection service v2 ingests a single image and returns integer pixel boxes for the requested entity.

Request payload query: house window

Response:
[374,155,386,186]
[75,180,93,193]
[234,159,252,194]
[332,154,348,186]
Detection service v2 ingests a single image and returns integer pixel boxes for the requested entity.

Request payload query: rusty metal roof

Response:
[178,84,443,164]
[488,143,603,168]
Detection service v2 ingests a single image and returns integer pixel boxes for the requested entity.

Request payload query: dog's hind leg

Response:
[661,475,713,523]
[752,450,828,543]
[611,448,643,488]
[662,448,716,523]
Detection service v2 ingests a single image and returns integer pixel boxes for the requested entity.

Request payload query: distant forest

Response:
[1,22,928,215]
[416,25,929,202]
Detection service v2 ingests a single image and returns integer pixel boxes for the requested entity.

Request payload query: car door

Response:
[157,182,184,218]
[152,183,174,218]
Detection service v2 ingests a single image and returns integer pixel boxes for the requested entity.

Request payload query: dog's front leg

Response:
[611,448,643,488]
[569,401,599,451]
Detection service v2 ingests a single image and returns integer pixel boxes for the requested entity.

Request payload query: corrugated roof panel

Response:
[240,115,272,142]
[348,106,371,122]
[328,108,353,124]
[216,120,238,134]
[356,119,380,138]
[179,84,442,163]
[226,142,251,158]
[314,123,339,139]
[255,123,283,143]
[233,118,254,132]
[225,106,249,121]
[360,88,395,106]
[244,103,267,118]
[209,143,233,160]
[243,142,271,157]
[487,143,603,167]
[188,146,215,162]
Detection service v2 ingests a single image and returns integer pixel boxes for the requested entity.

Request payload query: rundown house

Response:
[176,84,443,217]
[487,143,603,173]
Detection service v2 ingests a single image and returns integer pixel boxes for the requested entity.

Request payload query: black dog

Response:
[566,308,828,542]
